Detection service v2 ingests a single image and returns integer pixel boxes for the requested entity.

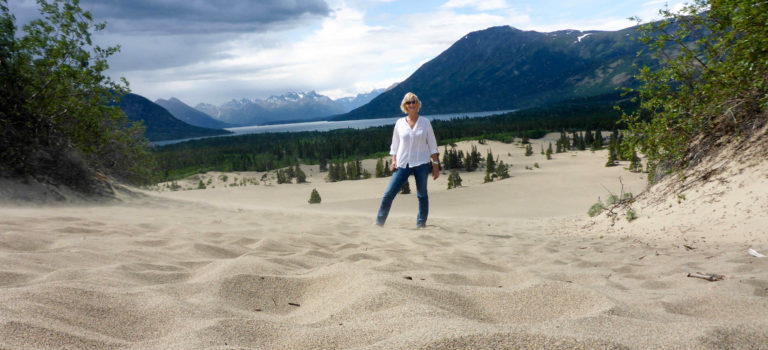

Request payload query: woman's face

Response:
[405,99,418,112]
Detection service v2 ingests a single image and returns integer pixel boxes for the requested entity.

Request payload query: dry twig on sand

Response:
[687,272,725,282]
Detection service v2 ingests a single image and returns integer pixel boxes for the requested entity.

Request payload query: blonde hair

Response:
[400,92,421,114]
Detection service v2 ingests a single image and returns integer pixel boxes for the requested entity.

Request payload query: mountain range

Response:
[127,23,657,142]
[118,94,231,142]
[334,25,653,120]
[189,89,386,127]
[155,98,236,129]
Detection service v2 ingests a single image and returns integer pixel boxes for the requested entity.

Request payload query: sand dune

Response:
[1,137,767,349]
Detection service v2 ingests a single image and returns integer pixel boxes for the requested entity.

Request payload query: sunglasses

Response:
[405,100,417,105]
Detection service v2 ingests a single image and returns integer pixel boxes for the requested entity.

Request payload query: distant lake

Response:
[154,109,515,146]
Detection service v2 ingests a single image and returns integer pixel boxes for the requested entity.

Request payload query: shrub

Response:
[626,208,638,222]
[447,170,463,189]
[308,188,321,204]
[588,202,606,217]
[621,0,768,183]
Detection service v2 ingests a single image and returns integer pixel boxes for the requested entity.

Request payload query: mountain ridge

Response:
[189,89,385,126]
[334,25,651,120]
[118,93,231,142]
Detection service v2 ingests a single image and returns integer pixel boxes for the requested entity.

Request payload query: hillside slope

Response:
[337,25,650,120]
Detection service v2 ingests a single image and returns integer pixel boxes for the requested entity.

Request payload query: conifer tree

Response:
[336,161,346,181]
[400,180,411,194]
[384,161,392,176]
[197,180,206,189]
[594,131,604,149]
[464,152,473,172]
[585,129,594,145]
[606,146,618,167]
[486,150,496,174]
[308,188,321,204]
[295,166,307,183]
[319,157,328,172]
[525,144,533,156]
[447,170,462,189]
[326,163,336,182]
[496,160,510,179]
[571,131,579,150]
[546,142,553,160]
[375,158,385,178]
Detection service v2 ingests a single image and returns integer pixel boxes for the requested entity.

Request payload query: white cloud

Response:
[126,1,527,104]
[442,0,511,11]
[95,0,691,105]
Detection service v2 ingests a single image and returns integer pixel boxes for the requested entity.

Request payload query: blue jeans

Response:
[376,163,430,227]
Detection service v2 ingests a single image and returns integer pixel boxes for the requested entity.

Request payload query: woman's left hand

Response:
[432,165,439,180]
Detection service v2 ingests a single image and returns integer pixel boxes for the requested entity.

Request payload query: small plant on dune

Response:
[588,201,606,217]
[626,208,638,222]
[308,188,321,204]
[197,180,206,189]
[589,178,636,222]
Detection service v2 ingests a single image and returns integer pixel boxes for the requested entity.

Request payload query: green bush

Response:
[588,202,606,217]
[308,188,321,204]
[622,0,768,183]
[626,208,638,222]
[0,0,152,187]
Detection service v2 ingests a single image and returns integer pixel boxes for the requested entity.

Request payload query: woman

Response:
[376,92,439,228]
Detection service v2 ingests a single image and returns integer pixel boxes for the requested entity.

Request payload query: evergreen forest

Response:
[153,92,636,182]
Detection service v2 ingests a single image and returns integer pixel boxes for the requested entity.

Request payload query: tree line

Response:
[153,92,636,183]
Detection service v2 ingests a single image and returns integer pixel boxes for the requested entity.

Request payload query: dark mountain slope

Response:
[336,25,651,120]
[119,94,231,142]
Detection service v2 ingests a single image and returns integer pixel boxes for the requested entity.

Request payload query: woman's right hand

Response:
[390,161,397,172]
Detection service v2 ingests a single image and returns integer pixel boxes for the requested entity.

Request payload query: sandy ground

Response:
[1,135,767,349]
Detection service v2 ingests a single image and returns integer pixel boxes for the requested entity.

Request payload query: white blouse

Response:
[390,116,438,168]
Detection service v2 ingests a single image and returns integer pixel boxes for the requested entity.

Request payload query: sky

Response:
[8,0,686,106]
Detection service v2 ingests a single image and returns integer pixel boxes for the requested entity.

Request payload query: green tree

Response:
[0,0,152,188]
[606,146,618,167]
[295,166,307,183]
[308,188,321,204]
[485,150,496,174]
[546,142,553,159]
[318,157,327,172]
[375,157,385,178]
[525,144,533,156]
[400,180,411,194]
[326,163,337,182]
[447,170,462,189]
[496,160,510,179]
[621,0,768,183]
[197,180,206,189]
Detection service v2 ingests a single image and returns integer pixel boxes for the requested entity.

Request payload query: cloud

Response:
[81,0,331,34]
[441,0,511,11]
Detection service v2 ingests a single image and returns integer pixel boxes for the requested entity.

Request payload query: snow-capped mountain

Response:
[193,89,385,126]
